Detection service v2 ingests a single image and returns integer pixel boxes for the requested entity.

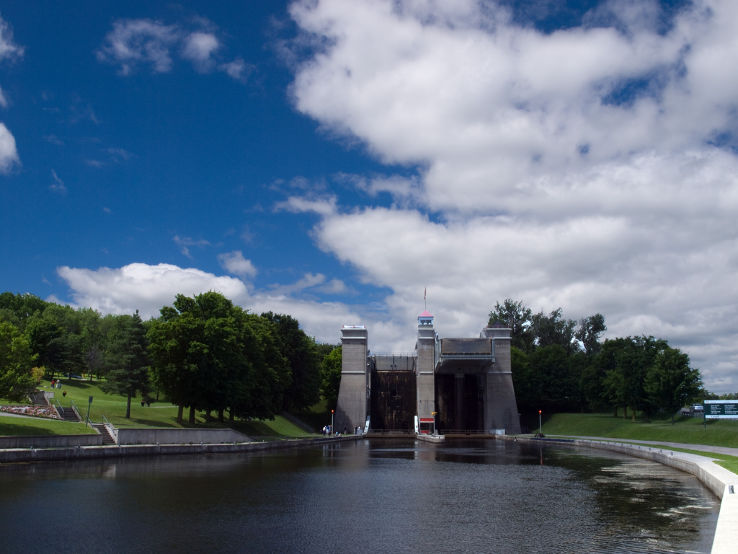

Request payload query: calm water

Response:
[0,439,719,553]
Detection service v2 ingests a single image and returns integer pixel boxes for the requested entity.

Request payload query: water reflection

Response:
[0,439,718,553]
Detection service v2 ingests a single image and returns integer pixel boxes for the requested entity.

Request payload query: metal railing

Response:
[439,429,490,435]
[102,415,119,444]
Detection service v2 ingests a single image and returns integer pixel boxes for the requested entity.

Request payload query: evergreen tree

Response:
[102,312,150,418]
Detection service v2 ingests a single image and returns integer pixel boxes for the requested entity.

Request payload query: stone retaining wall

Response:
[0,435,359,464]
[116,428,249,445]
[0,433,103,449]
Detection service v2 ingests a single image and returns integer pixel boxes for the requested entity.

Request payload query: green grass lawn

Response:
[541,412,738,448]
[0,417,97,436]
[40,378,186,428]
[540,413,738,475]
[1,378,319,438]
[231,418,315,440]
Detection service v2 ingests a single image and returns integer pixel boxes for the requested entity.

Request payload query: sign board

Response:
[704,400,738,419]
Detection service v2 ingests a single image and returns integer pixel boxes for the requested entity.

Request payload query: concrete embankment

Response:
[506,436,738,554]
[0,435,361,464]
[0,433,103,449]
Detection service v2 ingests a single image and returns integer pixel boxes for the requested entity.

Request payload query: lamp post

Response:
[86,396,93,427]
[331,409,334,436]
[538,409,542,436]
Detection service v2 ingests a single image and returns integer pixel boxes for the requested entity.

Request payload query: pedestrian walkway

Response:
[549,434,738,457]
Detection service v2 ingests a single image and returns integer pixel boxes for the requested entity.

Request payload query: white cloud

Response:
[56,262,361,346]
[218,250,257,278]
[270,273,347,295]
[49,169,67,194]
[182,31,220,71]
[0,86,7,108]
[340,173,423,206]
[57,263,250,320]
[289,0,738,213]
[0,16,23,61]
[219,58,251,82]
[98,18,247,81]
[274,195,337,216]
[0,122,19,173]
[173,235,210,258]
[319,278,348,295]
[284,0,738,392]
[97,19,180,74]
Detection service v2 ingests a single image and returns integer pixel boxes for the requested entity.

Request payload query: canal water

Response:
[0,439,719,553]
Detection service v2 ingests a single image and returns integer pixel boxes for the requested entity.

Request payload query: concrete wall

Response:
[0,433,103,449]
[483,327,521,434]
[336,326,368,433]
[116,428,249,445]
[0,435,361,464]
[485,372,521,434]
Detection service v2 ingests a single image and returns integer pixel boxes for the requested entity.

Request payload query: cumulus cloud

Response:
[218,250,257,278]
[0,16,22,174]
[57,263,250,320]
[0,122,19,173]
[98,18,248,81]
[182,31,220,71]
[97,19,179,74]
[289,0,738,212]
[283,0,738,391]
[56,262,363,346]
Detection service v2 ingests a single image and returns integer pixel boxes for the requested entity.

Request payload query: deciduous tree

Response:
[0,321,39,401]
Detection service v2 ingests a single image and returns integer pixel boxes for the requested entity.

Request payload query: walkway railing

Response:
[438,429,490,435]
[102,415,119,444]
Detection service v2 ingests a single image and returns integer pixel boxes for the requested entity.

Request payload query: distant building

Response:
[335,312,521,434]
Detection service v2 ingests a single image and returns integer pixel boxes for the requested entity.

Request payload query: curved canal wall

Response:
[510,436,737,554]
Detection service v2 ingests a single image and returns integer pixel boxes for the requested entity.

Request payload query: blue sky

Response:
[1,1,737,392]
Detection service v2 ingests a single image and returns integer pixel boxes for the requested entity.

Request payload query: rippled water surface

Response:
[0,439,719,553]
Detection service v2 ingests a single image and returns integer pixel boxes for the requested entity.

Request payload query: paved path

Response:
[549,434,738,457]
[0,412,28,418]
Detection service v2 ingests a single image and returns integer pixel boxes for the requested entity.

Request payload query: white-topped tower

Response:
[416,310,436,431]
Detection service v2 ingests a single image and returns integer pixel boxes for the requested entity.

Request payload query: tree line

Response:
[0,291,342,422]
[489,299,704,422]
[0,291,714,425]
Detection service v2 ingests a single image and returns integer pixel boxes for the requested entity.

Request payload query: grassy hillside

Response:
[0,417,97,436]
[542,413,738,448]
[0,378,317,438]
